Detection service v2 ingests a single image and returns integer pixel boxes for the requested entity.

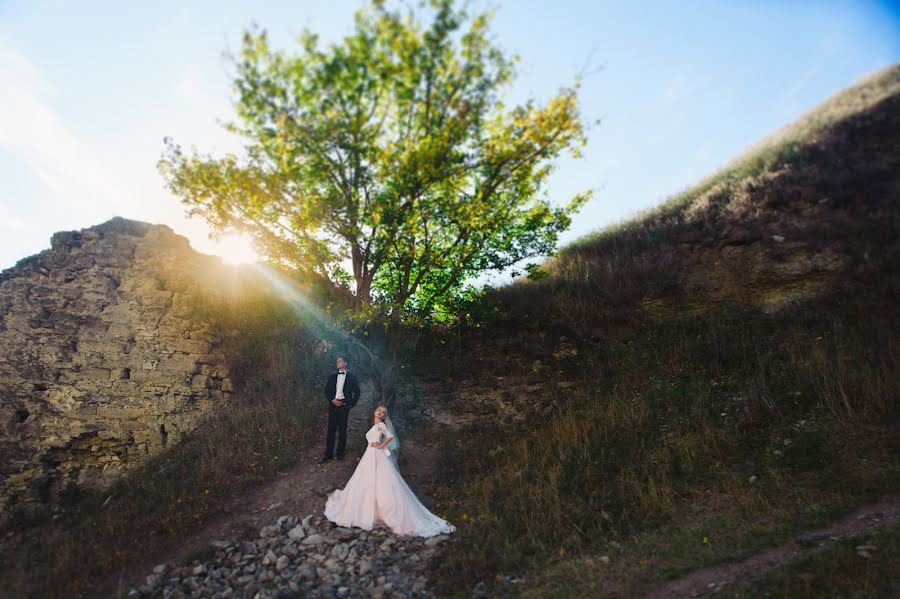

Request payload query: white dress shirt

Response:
[335,370,347,400]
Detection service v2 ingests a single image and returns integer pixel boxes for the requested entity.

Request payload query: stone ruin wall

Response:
[0,217,240,511]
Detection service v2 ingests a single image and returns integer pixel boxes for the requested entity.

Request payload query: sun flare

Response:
[212,232,259,265]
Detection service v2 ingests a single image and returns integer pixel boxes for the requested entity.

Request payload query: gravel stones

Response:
[129,512,447,598]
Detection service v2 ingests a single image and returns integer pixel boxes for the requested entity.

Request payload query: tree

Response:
[158,0,592,322]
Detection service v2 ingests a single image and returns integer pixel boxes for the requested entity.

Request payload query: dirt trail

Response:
[92,406,443,599]
[642,494,900,598]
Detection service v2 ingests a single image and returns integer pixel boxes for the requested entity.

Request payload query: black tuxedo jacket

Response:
[323,371,361,408]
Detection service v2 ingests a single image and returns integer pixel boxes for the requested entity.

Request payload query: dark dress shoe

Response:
[336,454,345,461]
[319,456,332,464]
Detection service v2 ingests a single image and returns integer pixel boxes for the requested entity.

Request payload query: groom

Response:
[320,355,361,463]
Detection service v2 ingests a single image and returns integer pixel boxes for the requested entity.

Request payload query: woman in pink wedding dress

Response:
[324,405,455,537]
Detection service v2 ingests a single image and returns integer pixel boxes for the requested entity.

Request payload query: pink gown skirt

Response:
[324,425,455,537]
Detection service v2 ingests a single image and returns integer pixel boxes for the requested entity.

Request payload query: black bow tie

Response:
[337,371,346,375]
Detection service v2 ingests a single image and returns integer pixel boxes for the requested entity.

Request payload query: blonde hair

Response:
[372,404,387,423]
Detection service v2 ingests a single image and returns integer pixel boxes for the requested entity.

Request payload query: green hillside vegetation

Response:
[422,66,900,596]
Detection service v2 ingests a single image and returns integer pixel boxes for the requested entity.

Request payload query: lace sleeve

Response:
[378,422,394,441]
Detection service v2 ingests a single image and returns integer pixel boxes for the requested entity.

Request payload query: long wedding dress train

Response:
[324,421,455,537]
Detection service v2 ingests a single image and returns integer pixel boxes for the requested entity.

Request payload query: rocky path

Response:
[125,513,448,598]
[642,494,900,598]
[95,406,449,599]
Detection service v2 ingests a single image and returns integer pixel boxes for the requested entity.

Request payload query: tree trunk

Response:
[356,276,372,307]
[356,317,402,412]
[350,242,372,307]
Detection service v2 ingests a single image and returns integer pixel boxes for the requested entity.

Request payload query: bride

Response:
[324,405,455,537]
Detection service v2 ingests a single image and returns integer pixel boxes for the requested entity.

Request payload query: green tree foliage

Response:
[159,0,591,321]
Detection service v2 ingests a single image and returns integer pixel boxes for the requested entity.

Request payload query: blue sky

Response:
[1,0,898,272]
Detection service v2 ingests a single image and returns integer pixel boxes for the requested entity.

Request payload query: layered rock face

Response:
[0,218,237,510]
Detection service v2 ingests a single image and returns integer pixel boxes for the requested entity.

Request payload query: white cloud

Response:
[0,45,123,219]
[773,61,824,115]
[176,67,201,102]
[773,30,841,115]
[0,204,30,231]
[0,46,223,259]
[656,71,706,112]
[644,107,689,148]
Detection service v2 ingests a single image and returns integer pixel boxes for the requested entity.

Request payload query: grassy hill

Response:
[415,65,899,597]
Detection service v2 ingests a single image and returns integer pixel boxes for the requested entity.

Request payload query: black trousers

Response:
[325,404,350,458]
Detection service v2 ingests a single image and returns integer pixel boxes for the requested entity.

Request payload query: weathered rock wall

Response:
[0,217,238,510]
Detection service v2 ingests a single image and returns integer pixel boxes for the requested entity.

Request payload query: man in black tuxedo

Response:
[320,355,361,463]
